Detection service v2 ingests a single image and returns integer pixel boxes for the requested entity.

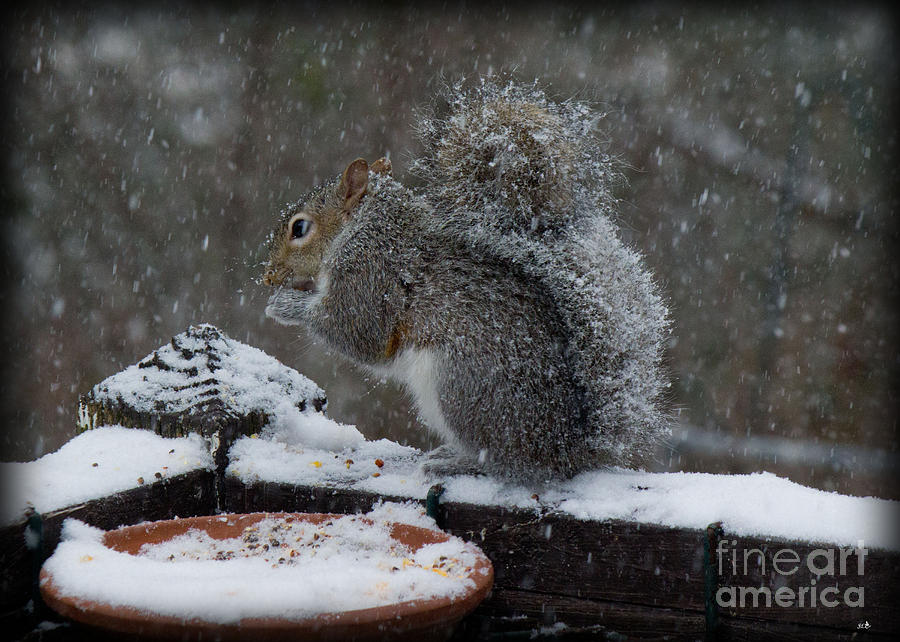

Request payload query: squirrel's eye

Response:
[291,218,312,239]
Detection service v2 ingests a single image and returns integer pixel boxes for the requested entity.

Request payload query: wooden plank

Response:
[0,519,38,615]
[452,587,707,640]
[445,504,899,633]
[451,587,889,641]
[221,475,410,515]
[712,534,899,636]
[439,502,707,607]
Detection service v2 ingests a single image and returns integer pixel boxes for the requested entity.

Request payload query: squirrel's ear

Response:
[340,158,369,211]
[370,157,392,177]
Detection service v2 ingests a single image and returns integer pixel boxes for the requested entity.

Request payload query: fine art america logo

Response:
[716,539,867,608]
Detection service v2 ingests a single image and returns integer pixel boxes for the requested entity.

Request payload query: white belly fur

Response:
[373,347,455,445]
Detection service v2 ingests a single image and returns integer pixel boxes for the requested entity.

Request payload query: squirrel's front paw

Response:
[418,445,488,479]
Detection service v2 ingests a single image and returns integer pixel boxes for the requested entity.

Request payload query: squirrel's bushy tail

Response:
[413,77,671,469]
[412,77,618,235]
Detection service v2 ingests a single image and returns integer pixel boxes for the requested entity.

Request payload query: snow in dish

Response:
[41,505,485,624]
[78,324,325,432]
[228,426,900,551]
[1,426,212,525]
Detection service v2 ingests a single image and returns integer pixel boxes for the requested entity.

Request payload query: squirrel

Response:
[263,78,670,481]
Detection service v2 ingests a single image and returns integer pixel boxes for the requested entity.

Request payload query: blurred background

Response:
[3,4,898,498]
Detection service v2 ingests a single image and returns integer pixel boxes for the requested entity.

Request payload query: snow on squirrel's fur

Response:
[413,78,671,467]
[412,77,618,232]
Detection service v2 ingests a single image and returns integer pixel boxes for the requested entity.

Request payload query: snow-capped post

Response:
[76,324,326,508]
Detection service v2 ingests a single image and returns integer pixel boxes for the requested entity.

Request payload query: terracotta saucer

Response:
[40,512,494,641]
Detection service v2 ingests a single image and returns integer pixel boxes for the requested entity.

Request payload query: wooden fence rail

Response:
[2,468,898,641]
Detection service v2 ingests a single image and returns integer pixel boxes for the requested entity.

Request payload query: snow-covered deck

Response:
[3,325,897,640]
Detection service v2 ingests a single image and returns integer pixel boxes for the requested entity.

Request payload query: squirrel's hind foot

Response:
[418,444,488,480]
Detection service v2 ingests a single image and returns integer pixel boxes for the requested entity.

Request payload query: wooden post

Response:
[76,324,325,509]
